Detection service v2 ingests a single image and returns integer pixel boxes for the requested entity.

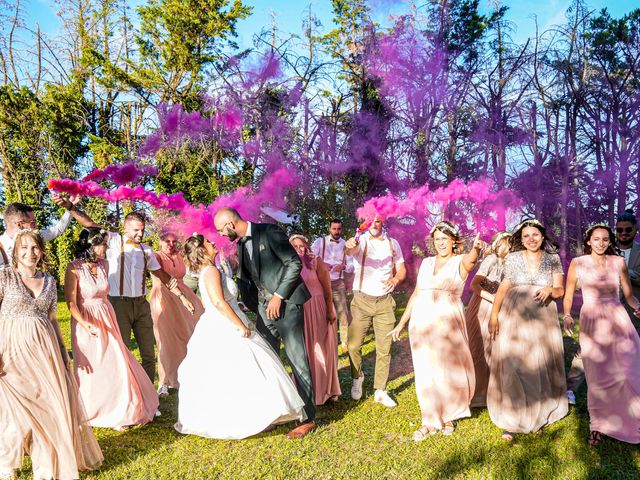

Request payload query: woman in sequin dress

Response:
[389,222,486,440]
[563,225,640,445]
[465,232,511,407]
[488,219,568,440]
[149,230,204,396]
[0,230,103,480]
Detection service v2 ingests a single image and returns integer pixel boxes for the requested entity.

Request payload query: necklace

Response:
[18,269,39,279]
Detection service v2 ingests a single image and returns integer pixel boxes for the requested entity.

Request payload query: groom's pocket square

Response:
[259,244,265,252]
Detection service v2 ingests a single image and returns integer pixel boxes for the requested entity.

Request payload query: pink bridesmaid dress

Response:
[575,255,640,443]
[409,255,475,429]
[70,259,158,429]
[301,258,342,405]
[149,252,204,389]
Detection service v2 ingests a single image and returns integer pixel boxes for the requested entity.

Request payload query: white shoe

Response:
[351,372,364,400]
[0,468,16,479]
[567,390,576,405]
[157,385,169,397]
[155,409,162,417]
[374,389,397,407]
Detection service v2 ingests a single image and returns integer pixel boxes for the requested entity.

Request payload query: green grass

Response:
[14,297,640,479]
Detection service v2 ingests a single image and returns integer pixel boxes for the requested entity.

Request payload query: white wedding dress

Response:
[174,266,306,439]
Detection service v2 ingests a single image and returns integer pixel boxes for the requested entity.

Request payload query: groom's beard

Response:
[227,229,239,242]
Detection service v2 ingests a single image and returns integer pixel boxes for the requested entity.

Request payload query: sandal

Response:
[442,422,455,436]
[588,430,602,446]
[501,431,515,441]
[413,425,438,442]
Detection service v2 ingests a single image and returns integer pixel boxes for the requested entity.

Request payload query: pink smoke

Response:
[83,163,158,185]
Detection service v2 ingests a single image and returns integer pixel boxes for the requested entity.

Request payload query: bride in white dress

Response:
[174,234,306,439]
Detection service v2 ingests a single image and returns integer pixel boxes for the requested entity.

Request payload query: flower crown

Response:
[430,221,460,238]
[515,218,544,231]
[584,222,610,236]
[289,234,309,244]
[491,232,512,250]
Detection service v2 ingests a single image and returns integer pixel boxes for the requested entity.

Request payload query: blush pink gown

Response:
[301,258,342,405]
[149,252,204,388]
[409,255,475,429]
[70,259,158,429]
[575,255,640,443]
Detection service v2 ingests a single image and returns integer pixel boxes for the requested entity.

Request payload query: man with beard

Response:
[616,209,640,332]
[344,216,406,407]
[311,219,354,352]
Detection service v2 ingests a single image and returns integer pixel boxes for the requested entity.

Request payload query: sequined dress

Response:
[487,251,568,433]
[465,254,503,407]
[0,267,103,479]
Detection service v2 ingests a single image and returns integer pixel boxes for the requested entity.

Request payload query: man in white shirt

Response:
[311,219,354,351]
[344,216,406,407]
[106,211,195,382]
[616,209,640,332]
[0,196,96,265]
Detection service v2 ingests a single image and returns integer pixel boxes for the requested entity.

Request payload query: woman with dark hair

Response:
[290,234,341,405]
[465,232,511,407]
[149,230,204,397]
[563,224,640,445]
[65,227,158,430]
[389,221,485,440]
[488,219,568,441]
[0,230,103,479]
[175,234,305,439]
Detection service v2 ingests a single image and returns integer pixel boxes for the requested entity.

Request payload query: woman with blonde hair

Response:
[464,232,511,407]
[290,234,341,405]
[0,229,103,479]
[389,221,486,440]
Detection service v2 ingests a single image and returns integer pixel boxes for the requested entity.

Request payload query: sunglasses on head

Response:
[616,227,635,233]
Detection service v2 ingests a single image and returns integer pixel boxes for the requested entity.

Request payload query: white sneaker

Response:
[157,385,169,398]
[374,389,397,407]
[0,468,16,480]
[351,372,365,400]
[155,409,162,417]
[567,390,576,405]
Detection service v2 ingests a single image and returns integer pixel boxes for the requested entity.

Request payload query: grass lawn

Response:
[14,296,640,479]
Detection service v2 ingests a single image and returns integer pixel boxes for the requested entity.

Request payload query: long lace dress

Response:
[487,251,568,433]
[175,266,306,439]
[575,255,640,443]
[0,267,103,479]
[409,255,475,429]
[149,251,204,388]
[300,258,341,405]
[70,259,158,428]
[465,254,503,407]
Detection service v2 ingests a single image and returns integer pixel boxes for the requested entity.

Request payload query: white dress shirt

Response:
[350,232,404,297]
[106,231,161,297]
[0,211,72,266]
[311,235,354,282]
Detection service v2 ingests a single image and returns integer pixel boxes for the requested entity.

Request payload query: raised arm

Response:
[202,266,250,337]
[460,233,486,279]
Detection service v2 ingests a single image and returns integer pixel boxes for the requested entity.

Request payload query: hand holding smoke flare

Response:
[354,221,372,241]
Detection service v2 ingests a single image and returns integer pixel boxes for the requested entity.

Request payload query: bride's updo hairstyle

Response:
[183,234,214,274]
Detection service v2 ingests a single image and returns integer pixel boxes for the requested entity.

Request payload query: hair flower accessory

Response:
[192,231,199,237]
[514,218,544,231]
[430,221,460,238]
[584,222,610,236]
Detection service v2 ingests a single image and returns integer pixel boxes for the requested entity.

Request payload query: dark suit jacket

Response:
[237,222,311,313]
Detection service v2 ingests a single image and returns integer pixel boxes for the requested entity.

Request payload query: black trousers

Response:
[255,300,316,421]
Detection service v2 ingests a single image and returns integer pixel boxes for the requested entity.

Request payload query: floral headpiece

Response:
[430,221,460,239]
[584,222,610,237]
[514,218,544,232]
[289,234,309,244]
[491,232,512,250]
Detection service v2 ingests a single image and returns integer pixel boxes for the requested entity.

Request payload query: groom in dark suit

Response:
[214,207,316,438]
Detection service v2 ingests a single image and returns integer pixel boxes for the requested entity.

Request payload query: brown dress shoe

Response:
[286,421,316,439]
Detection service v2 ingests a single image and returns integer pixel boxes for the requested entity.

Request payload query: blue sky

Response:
[17,0,639,50]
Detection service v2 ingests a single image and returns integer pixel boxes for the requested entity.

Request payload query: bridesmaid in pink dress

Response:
[149,231,204,396]
[290,235,341,405]
[563,224,640,445]
[65,228,159,430]
[389,222,486,440]
[0,230,103,480]
[465,232,511,407]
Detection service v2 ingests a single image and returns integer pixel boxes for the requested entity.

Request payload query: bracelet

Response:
[563,314,572,319]
[177,291,184,298]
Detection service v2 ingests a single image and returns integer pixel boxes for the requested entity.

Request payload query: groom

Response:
[214,207,316,438]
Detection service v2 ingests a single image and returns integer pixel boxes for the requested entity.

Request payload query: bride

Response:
[174,234,306,439]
